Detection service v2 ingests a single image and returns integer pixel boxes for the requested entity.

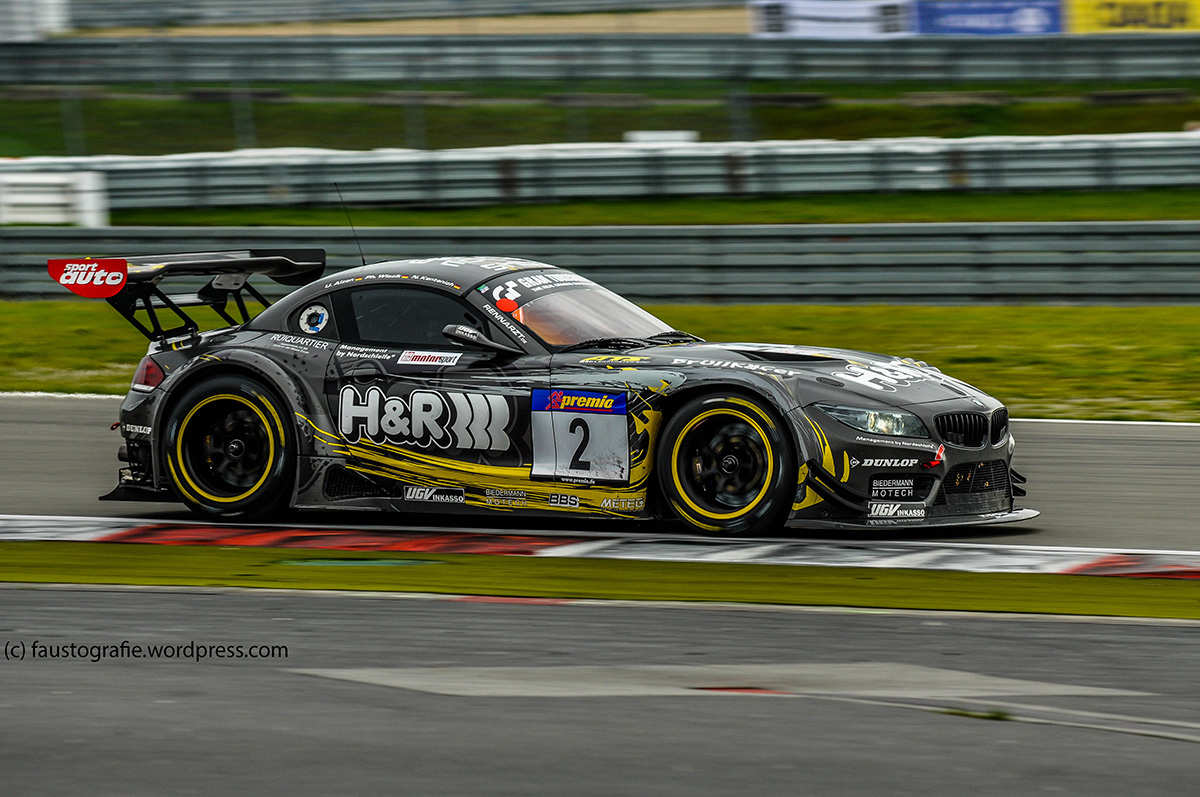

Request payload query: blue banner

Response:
[914,0,1063,34]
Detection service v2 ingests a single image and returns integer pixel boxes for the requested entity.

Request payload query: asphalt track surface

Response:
[3,394,1199,550]
[6,395,1200,795]
[5,587,1200,796]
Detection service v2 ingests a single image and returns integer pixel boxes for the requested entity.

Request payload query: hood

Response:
[632,341,994,407]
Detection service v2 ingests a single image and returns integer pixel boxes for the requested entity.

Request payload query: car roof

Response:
[250,256,567,331]
[316,257,559,297]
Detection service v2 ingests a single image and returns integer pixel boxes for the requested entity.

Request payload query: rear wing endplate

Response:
[108,249,325,344]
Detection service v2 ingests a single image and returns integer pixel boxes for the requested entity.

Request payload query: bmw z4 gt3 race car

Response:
[53,249,1037,535]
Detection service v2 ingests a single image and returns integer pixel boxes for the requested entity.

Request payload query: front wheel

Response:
[164,374,294,521]
[656,392,796,536]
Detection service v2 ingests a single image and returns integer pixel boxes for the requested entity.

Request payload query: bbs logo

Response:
[548,494,580,509]
[339,386,511,451]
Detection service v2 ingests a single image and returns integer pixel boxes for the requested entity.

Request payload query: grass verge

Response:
[4,94,1200,157]
[5,301,1200,421]
[2,542,1197,619]
[111,189,1200,226]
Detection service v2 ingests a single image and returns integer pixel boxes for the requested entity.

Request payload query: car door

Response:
[324,283,549,505]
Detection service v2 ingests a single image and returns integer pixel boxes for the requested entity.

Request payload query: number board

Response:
[530,389,629,483]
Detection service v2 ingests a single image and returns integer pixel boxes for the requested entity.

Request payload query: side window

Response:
[334,286,486,348]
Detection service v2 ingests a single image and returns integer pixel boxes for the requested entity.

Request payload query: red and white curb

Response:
[3,514,1200,578]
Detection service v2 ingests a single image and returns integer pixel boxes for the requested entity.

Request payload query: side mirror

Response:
[442,324,523,356]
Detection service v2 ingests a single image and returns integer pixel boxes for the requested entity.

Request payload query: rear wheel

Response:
[165,375,294,521]
[657,392,796,536]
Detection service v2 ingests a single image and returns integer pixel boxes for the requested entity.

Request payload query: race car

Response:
[52,249,1037,535]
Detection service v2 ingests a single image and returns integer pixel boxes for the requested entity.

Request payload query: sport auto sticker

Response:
[47,258,128,299]
[530,389,630,483]
[339,385,511,452]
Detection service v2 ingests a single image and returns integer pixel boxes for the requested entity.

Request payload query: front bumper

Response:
[786,506,1040,531]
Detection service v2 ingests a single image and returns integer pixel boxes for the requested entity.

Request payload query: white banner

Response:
[749,0,914,38]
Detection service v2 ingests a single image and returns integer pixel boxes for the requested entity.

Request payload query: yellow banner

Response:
[1068,0,1200,32]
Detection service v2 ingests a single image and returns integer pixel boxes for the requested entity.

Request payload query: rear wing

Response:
[107,249,325,344]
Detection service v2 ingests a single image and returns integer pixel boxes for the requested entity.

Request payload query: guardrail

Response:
[4,222,1199,303]
[65,1,733,28]
[3,134,1199,210]
[0,173,107,226]
[5,34,1200,83]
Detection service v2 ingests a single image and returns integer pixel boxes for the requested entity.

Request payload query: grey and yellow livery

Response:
[88,250,1036,534]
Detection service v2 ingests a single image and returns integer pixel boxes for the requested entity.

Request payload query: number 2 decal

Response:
[568,417,591,470]
[530,389,630,483]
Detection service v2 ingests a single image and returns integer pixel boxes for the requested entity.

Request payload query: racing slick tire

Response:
[164,374,295,521]
[657,392,796,536]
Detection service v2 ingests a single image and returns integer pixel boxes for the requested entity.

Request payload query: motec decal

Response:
[48,258,128,299]
[339,386,511,452]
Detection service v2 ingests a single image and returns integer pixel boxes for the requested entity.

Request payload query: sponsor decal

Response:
[1067,0,1199,32]
[385,273,461,290]
[871,477,916,500]
[48,258,128,299]
[122,423,152,436]
[832,361,931,393]
[580,355,649,363]
[537,389,626,414]
[600,497,645,511]
[485,488,527,508]
[548,493,581,509]
[862,458,919,468]
[442,257,536,272]
[272,333,332,352]
[299,304,329,335]
[514,272,593,295]
[923,444,946,469]
[868,502,927,519]
[398,350,462,367]
[670,358,803,377]
[339,386,511,452]
[559,476,597,486]
[483,303,528,344]
[336,345,392,360]
[403,486,465,504]
[854,435,940,452]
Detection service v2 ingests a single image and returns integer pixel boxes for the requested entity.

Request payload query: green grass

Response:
[1,541,1199,618]
[5,300,1200,421]
[112,189,1200,227]
[4,93,1200,157]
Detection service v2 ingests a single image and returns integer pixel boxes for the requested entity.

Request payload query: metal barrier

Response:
[4,221,1200,303]
[3,134,1200,210]
[0,172,108,226]
[65,1,733,28]
[5,34,1200,83]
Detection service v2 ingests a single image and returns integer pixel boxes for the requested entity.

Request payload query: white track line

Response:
[0,391,121,399]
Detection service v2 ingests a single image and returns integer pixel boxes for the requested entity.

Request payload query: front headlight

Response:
[813,403,930,438]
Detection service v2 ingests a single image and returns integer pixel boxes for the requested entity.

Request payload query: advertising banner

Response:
[914,0,1063,34]
[749,0,915,38]
[1067,0,1200,32]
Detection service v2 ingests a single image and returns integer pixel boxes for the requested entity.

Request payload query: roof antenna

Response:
[334,182,367,266]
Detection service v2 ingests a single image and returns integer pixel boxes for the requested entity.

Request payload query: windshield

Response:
[512,284,673,347]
